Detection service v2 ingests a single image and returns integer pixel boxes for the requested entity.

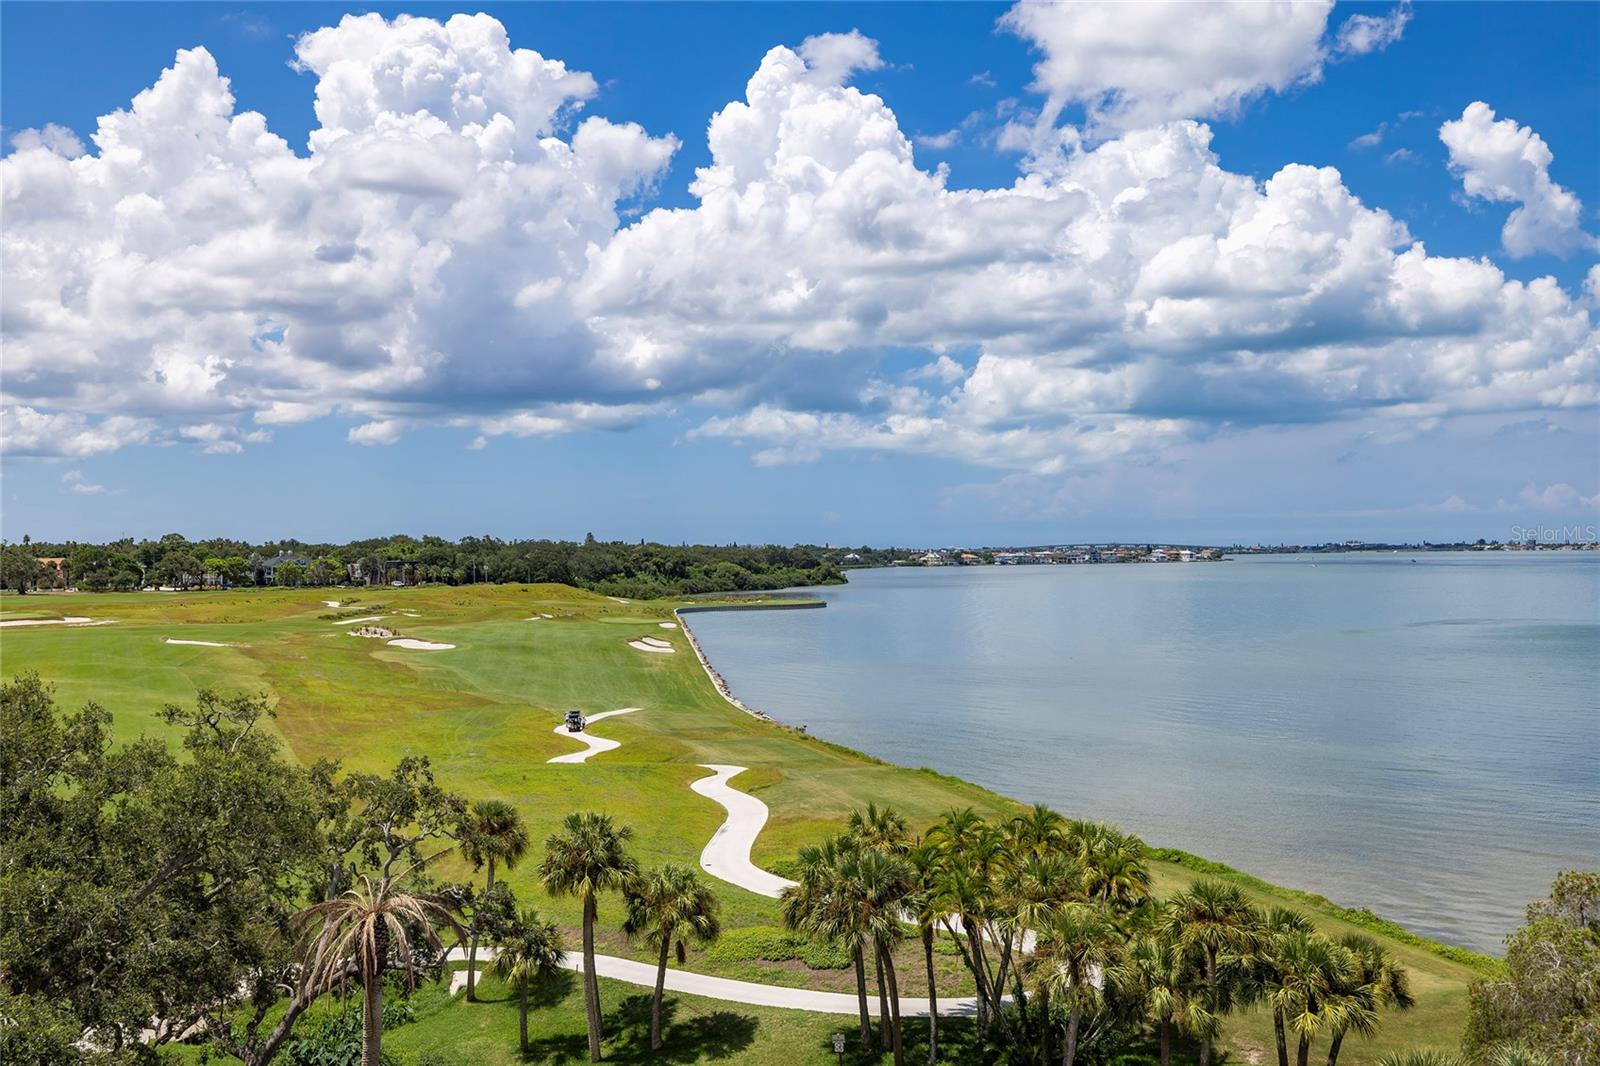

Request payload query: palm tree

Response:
[849,801,910,854]
[785,835,874,1049]
[906,837,947,1064]
[1031,902,1121,1066]
[1126,933,1215,1066]
[294,875,461,1066]
[491,908,567,1054]
[1254,906,1315,1066]
[1165,880,1258,1066]
[1081,835,1153,909]
[1274,931,1360,1066]
[459,799,529,1001]
[1325,935,1412,1066]
[1011,803,1067,858]
[623,864,721,1050]
[538,811,637,1062]
[846,846,915,1066]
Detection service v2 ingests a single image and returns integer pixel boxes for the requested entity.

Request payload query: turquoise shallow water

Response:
[687,552,1600,954]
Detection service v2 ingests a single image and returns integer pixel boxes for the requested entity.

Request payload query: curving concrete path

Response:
[445,947,980,1017]
[547,708,643,764]
[689,765,799,898]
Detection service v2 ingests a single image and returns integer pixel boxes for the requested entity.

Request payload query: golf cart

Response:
[564,709,586,733]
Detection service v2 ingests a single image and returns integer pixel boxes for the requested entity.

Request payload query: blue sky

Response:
[2,2,1597,546]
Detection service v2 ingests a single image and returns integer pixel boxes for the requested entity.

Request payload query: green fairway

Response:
[0,585,1487,1064]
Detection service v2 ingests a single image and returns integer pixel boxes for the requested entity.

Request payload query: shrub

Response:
[701,926,851,970]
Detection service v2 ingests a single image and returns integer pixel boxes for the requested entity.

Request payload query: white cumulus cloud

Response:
[1440,102,1596,258]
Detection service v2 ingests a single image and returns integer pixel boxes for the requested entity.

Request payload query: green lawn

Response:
[0,585,1486,1064]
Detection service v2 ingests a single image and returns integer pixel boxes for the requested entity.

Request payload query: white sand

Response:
[690,765,798,898]
[386,638,455,651]
[336,615,383,625]
[163,638,233,648]
[547,707,643,764]
[0,616,95,628]
[607,596,629,604]
[323,600,341,608]
[628,639,675,654]
[658,622,678,629]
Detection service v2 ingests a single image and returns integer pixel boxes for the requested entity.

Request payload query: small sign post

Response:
[831,1032,846,1062]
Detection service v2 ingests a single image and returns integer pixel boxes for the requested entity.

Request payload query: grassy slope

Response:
[0,585,1483,1063]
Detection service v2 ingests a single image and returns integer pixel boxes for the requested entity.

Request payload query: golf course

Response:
[0,583,1493,1064]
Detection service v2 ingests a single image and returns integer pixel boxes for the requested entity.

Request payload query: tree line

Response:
[1,532,861,598]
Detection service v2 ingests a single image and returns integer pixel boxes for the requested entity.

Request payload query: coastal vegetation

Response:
[0,582,1557,1063]
[4,532,849,598]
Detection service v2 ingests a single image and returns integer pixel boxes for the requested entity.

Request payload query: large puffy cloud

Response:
[586,40,1596,472]
[1,13,677,453]
[2,14,1594,480]
[999,1,1334,136]
[1440,102,1596,258]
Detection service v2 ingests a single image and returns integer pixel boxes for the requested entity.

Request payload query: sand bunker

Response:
[628,639,675,654]
[323,600,341,608]
[640,636,673,648]
[163,638,233,648]
[336,615,383,625]
[387,638,455,651]
[0,616,96,628]
[607,596,630,604]
[658,622,678,629]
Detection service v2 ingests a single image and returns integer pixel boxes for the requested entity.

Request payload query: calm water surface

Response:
[688,553,1600,954]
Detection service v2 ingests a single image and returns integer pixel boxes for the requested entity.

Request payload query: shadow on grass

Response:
[520,993,758,1064]
[467,969,579,1012]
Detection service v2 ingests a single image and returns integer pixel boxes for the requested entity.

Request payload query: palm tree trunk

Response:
[853,944,874,1049]
[362,972,384,1066]
[468,858,496,1002]
[1061,998,1081,1066]
[519,983,529,1052]
[1296,1034,1311,1066]
[922,926,939,1064]
[874,943,890,1049]
[651,937,671,1050]
[879,940,904,1066]
[583,893,603,1062]
[1326,1031,1345,1066]
[1159,1016,1171,1066]
[1273,1008,1289,1066]
[1038,983,1053,1064]
[1200,950,1217,1066]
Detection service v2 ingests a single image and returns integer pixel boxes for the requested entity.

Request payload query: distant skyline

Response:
[2,1,1597,546]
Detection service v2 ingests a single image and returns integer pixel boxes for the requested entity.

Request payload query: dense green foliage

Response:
[1464,872,1600,1066]
[18,532,850,598]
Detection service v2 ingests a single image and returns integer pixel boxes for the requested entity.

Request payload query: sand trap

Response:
[640,636,673,648]
[0,616,95,628]
[323,600,341,608]
[607,596,630,604]
[690,765,797,898]
[547,707,643,764]
[163,638,233,648]
[658,622,678,629]
[335,615,383,625]
[628,639,675,654]
[387,638,455,651]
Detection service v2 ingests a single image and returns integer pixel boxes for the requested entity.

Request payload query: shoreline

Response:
[674,594,1502,972]
[673,601,825,722]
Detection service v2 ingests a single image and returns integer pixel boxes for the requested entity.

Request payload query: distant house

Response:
[1178,549,1195,562]
[35,557,67,581]
[1148,549,1169,562]
[919,551,948,566]
[255,552,312,585]
[843,552,863,563]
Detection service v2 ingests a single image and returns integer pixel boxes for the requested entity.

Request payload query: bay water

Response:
[687,552,1600,954]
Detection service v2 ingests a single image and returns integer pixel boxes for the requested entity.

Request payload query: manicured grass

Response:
[2,585,1487,1064]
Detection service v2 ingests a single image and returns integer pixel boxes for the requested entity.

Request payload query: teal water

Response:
[687,552,1600,954]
